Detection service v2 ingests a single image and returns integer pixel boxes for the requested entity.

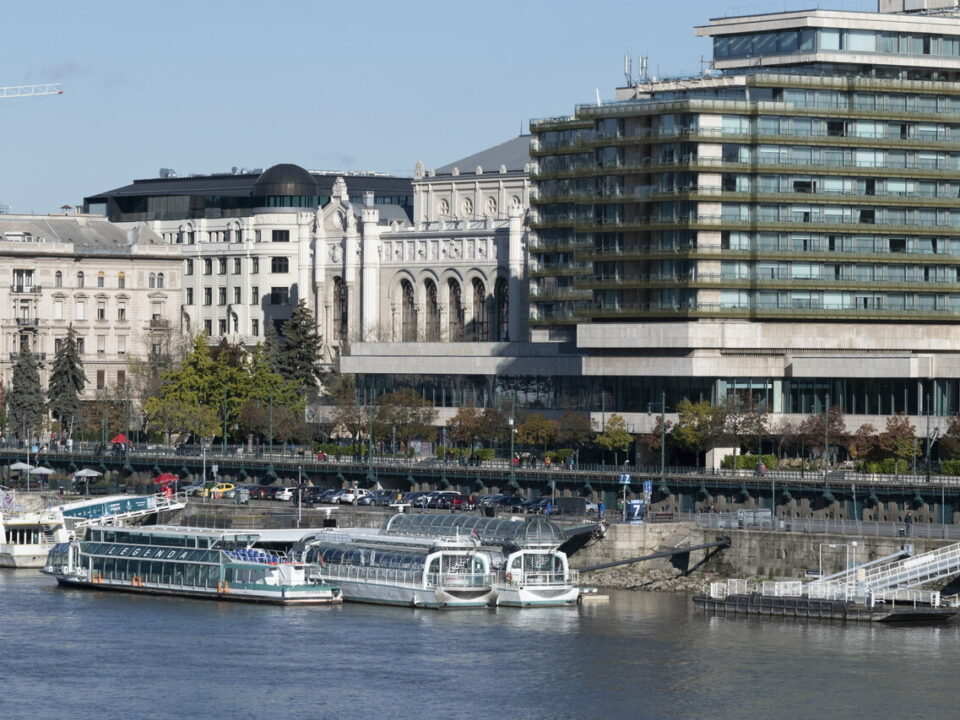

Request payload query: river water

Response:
[2,570,958,720]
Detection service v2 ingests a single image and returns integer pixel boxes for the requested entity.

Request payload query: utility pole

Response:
[659,390,666,489]
[222,388,228,454]
[509,391,516,488]
[823,392,830,482]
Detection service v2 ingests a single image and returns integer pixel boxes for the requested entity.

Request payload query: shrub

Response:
[721,454,778,470]
[940,460,960,476]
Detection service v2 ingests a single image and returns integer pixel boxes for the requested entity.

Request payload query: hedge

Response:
[721,454,779,471]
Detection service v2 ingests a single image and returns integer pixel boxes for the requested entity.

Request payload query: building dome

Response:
[253,163,318,197]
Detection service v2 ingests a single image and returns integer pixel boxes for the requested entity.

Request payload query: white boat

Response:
[381,514,581,607]
[41,525,342,605]
[294,527,496,608]
[1,492,185,569]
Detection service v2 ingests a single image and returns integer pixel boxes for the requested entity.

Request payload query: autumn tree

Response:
[516,412,559,455]
[797,405,847,463]
[640,415,673,454]
[596,413,633,465]
[847,423,879,462]
[556,411,595,461]
[446,407,482,449]
[723,392,768,455]
[373,388,437,451]
[878,414,918,465]
[671,400,726,468]
[939,416,960,460]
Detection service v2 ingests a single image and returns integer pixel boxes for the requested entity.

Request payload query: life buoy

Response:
[218,581,230,594]
[505,572,514,584]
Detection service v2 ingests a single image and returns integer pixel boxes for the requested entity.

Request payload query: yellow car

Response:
[201,482,235,499]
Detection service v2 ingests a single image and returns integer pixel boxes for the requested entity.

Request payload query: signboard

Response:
[618,473,631,485]
[643,480,653,495]
[211,464,219,475]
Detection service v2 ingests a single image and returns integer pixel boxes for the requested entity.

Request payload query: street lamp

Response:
[508,392,516,488]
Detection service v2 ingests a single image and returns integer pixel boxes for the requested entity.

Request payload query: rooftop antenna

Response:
[639,56,648,83]
[624,53,634,86]
[595,87,602,106]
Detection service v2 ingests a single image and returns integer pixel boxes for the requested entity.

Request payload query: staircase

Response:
[859,543,960,591]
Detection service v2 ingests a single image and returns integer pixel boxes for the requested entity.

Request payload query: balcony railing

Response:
[149,318,171,329]
[10,284,41,294]
[577,300,960,321]
[15,317,39,327]
[8,352,46,361]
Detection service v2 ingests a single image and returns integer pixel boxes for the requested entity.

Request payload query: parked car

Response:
[429,491,463,510]
[494,495,526,512]
[339,488,371,504]
[262,485,293,501]
[359,489,394,507]
[201,482,235,499]
[326,489,347,504]
[414,491,442,509]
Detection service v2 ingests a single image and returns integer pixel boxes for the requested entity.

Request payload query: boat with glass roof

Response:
[381,514,581,607]
[292,527,495,608]
[1,493,185,569]
[41,525,342,605]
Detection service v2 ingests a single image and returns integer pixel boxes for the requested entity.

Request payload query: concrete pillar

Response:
[361,206,381,342]
[507,206,526,342]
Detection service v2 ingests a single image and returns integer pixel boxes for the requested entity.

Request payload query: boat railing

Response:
[869,588,941,607]
[426,571,495,589]
[309,564,423,587]
[503,570,579,586]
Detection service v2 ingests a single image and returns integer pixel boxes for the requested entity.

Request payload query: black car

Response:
[495,495,527,513]
[359,489,395,507]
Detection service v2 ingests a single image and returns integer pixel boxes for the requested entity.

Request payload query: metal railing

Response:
[693,513,960,540]
[504,569,579,586]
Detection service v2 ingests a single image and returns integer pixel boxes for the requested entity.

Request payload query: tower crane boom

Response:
[0,83,62,99]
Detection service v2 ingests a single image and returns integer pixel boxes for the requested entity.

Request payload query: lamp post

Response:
[297,465,303,529]
[509,392,516,488]
[823,392,830,482]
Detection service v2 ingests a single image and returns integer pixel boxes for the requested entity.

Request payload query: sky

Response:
[0,0,870,213]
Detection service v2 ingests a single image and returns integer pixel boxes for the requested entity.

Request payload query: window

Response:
[218,258,227,275]
[97,301,106,320]
[157,273,165,289]
[117,302,126,321]
[233,258,241,274]
[251,258,259,273]
[149,273,156,288]
[272,230,289,242]
[218,319,227,335]
[97,335,106,355]
[55,271,62,287]
[97,271,105,288]
[76,337,85,354]
[270,286,289,305]
[204,288,212,305]
[204,319,212,335]
[185,259,193,275]
[118,336,126,355]
[186,288,194,305]
[233,287,241,304]
[118,272,125,289]
[96,370,105,389]
[251,286,259,304]
[55,338,63,354]
[117,370,126,388]
[54,300,64,321]
[77,272,84,288]
[218,287,226,305]
[255,230,262,243]
[271,257,289,273]
[203,259,212,275]
[251,319,259,336]
[76,300,86,321]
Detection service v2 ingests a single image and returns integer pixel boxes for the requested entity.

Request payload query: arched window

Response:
[118,272,125,289]
[448,279,464,342]
[55,271,62,288]
[401,279,417,342]
[424,279,439,341]
[471,278,487,341]
[149,273,156,288]
[76,271,84,288]
[157,273,165,289]
[333,277,348,341]
[494,277,509,341]
[97,271,105,288]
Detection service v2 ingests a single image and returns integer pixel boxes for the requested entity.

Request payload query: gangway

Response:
[804,547,913,588]
[858,542,960,591]
[69,493,186,531]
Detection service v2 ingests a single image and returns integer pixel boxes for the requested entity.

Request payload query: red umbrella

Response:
[111,433,128,444]
[154,472,179,484]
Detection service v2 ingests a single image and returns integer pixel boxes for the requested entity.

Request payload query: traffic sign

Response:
[643,480,653,495]
[618,474,631,485]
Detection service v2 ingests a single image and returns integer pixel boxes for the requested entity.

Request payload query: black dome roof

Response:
[253,163,318,196]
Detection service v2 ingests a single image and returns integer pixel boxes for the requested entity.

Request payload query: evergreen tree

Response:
[8,350,45,439]
[47,327,86,437]
[276,301,322,393]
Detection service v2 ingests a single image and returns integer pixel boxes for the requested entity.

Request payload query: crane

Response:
[0,83,62,99]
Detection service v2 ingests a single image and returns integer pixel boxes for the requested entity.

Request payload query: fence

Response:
[693,512,960,540]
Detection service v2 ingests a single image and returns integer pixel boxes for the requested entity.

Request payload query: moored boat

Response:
[294,527,495,608]
[41,525,341,605]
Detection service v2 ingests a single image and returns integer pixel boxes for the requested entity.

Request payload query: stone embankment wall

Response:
[570,521,955,592]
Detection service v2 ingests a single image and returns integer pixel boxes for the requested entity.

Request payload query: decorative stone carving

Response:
[414,160,425,179]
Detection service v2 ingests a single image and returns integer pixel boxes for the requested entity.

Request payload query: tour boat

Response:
[293,527,496,608]
[42,525,342,605]
[1,493,184,569]
[381,514,581,607]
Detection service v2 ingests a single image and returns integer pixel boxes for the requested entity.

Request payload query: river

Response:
[2,570,958,720]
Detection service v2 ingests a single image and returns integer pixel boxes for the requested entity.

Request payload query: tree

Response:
[878,414,918,464]
[47,328,85,439]
[324,374,366,442]
[8,350,45,440]
[596,414,633,465]
[276,300,323,394]
[939,416,960,460]
[373,388,437,450]
[671,400,726,468]
[516,413,559,455]
[797,405,847,463]
[723,392,768,455]
[477,407,509,448]
[0,379,6,436]
[847,423,878,462]
[446,407,482,448]
[556,411,595,458]
[639,415,673,453]
[127,330,186,436]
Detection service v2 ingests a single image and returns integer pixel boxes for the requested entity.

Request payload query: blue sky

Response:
[0,0,857,213]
